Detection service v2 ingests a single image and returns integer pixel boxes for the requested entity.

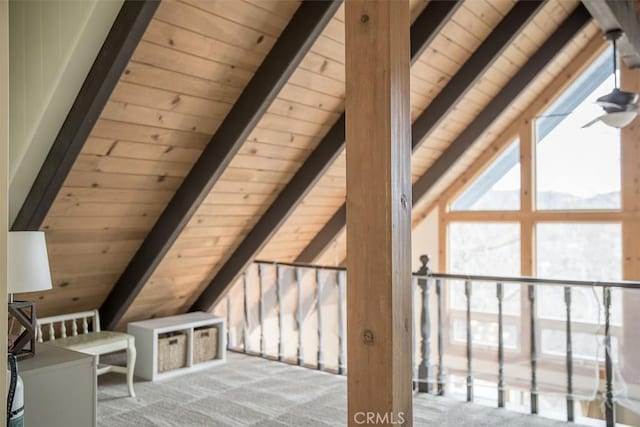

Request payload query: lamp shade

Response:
[8,231,53,294]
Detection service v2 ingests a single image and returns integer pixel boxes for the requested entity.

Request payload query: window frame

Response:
[436,46,632,374]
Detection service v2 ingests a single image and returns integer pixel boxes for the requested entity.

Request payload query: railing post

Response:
[337,270,346,375]
[465,280,473,402]
[604,287,615,427]
[226,295,231,350]
[417,255,431,393]
[258,264,265,358]
[497,282,505,408]
[436,278,445,395]
[296,267,304,366]
[316,269,324,371]
[528,284,538,414]
[276,264,284,362]
[412,276,417,390]
[242,270,248,353]
[565,286,574,422]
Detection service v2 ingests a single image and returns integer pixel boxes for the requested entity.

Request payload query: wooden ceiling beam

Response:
[189,0,462,313]
[296,0,552,264]
[11,0,159,231]
[582,0,640,68]
[100,0,342,330]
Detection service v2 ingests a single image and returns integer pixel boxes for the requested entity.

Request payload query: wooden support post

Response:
[620,64,640,410]
[345,1,412,426]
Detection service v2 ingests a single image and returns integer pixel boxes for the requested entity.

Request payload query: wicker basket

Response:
[157,332,187,372]
[193,326,219,365]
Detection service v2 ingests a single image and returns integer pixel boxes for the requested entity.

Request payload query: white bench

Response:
[36,310,136,397]
[128,312,225,381]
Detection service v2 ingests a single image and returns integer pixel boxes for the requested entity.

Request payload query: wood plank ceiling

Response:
[286,0,601,267]
[189,0,467,314]
[120,0,430,326]
[15,0,603,327]
[22,0,304,317]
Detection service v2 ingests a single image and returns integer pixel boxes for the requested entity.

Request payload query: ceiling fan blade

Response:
[582,115,605,128]
[625,103,640,112]
[601,111,638,128]
[583,111,638,128]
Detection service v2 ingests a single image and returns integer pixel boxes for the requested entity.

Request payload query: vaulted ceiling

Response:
[12,0,612,329]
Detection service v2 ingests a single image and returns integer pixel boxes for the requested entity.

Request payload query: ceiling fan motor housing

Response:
[605,29,623,42]
[582,28,640,128]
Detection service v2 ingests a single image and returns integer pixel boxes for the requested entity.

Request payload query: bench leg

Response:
[126,341,136,398]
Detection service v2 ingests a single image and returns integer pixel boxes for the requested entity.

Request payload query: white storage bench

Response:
[127,312,226,381]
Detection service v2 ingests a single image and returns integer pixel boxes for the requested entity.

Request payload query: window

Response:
[448,222,521,277]
[535,49,621,210]
[448,222,521,316]
[536,223,622,281]
[535,223,622,325]
[436,42,631,410]
[536,223,623,362]
[540,329,618,362]
[451,139,520,211]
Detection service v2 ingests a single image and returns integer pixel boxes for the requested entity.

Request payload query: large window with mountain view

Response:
[535,65,621,210]
[450,140,521,211]
[443,46,627,384]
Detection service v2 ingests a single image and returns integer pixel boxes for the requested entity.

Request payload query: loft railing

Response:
[223,257,640,427]
[231,260,347,374]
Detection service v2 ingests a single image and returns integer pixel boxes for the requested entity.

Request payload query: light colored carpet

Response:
[97,352,587,426]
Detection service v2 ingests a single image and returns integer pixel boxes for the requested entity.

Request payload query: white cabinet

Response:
[127,312,226,381]
[19,343,96,427]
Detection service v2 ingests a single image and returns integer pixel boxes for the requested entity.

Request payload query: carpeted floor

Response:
[97,352,587,426]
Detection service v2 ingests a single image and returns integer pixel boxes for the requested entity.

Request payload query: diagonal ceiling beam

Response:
[100,0,342,330]
[296,0,563,264]
[582,0,640,68]
[11,0,160,231]
[189,0,463,313]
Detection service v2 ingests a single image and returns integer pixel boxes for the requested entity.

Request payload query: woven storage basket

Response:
[193,326,218,364]
[157,332,187,372]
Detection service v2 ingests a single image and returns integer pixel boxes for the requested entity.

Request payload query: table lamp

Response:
[8,231,53,359]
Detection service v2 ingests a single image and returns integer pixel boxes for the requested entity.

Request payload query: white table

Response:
[127,312,226,381]
[19,343,96,427]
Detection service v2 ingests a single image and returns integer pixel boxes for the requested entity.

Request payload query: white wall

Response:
[411,208,439,273]
[8,0,123,224]
[1,0,10,406]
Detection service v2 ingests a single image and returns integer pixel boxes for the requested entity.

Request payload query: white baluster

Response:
[72,319,78,336]
[82,317,88,334]
[94,310,101,332]
[48,323,55,341]
[60,321,67,338]
[36,324,43,343]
